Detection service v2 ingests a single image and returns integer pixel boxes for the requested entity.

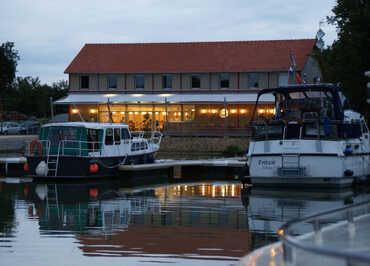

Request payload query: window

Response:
[81,76,89,89]
[114,128,120,145]
[105,128,113,145]
[192,74,200,89]
[108,75,117,89]
[121,128,131,139]
[220,73,230,88]
[248,73,259,89]
[278,72,289,86]
[162,75,172,89]
[135,75,145,89]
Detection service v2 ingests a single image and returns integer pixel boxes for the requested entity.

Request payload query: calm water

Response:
[1,177,370,266]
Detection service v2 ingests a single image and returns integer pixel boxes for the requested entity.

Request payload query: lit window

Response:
[80,76,89,89]
[162,75,173,89]
[220,73,230,88]
[248,73,259,89]
[192,74,200,89]
[108,75,117,89]
[135,75,144,89]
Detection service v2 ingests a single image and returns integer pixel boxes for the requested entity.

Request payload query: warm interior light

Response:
[185,112,188,116]
[258,109,265,114]
[132,94,144,97]
[155,112,159,114]
[201,109,207,114]
[129,111,133,115]
[120,111,125,114]
[142,111,147,115]
[174,112,178,116]
[240,109,246,114]
[162,112,167,115]
[89,109,96,114]
[231,109,237,114]
[112,111,116,114]
[191,109,195,112]
[148,111,152,114]
[211,109,217,114]
[134,111,139,115]
[72,109,78,114]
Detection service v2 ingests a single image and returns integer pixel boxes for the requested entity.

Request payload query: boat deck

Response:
[238,201,370,266]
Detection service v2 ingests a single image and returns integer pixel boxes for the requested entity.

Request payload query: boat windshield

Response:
[250,87,359,141]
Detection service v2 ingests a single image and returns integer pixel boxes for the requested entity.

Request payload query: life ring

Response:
[30,140,43,155]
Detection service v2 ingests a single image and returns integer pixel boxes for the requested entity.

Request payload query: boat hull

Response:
[26,152,155,180]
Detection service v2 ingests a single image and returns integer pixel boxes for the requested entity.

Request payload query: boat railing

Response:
[131,131,144,139]
[279,200,370,266]
[251,119,360,141]
[59,140,104,156]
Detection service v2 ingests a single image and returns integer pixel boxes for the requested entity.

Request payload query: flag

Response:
[295,73,302,84]
[289,49,296,70]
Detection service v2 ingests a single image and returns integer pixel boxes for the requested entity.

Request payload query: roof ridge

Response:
[85,39,316,46]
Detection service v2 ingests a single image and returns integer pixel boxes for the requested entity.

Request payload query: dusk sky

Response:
[0,0,337,85]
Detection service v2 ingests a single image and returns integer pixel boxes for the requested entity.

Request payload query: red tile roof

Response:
[64,39,316,73]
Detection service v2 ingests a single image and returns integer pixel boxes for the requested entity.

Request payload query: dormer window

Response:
[192,74,200,89]
[162,75,172,89]
[220,73,230,89]
[135,75,145,89]
[108,75,117,89]
[80,76,89,89]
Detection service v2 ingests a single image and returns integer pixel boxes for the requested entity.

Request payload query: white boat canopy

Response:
[54,93,275,105]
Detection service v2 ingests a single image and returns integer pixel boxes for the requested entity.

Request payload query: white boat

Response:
[242,84,370,188]
[24,122,162,179]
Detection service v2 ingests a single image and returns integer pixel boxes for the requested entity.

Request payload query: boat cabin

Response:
[250,84,369,141]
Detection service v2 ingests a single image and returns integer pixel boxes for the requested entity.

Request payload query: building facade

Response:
[58,39,322,136]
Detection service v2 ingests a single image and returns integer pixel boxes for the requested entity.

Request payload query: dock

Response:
[0,156,246,178]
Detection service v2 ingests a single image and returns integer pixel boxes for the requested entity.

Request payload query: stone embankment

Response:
[158,136,250,159]
[0,135,37,155]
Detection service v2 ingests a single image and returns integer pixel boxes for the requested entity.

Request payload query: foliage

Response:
[5,77,68,119]
[314,0,370,118]
[222,145,245,157]
[0,42,19,95]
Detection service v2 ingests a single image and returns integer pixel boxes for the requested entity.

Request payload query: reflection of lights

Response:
[132,94,144,97]
[277,229,284,237]
[201,109,207,114]
[89,109,96,114]
[72,109,78,114]
[184,185,187,191]
[159,93,173,97]
[270,248,276,258]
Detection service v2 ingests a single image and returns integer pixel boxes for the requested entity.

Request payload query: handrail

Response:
[279,200,370,265]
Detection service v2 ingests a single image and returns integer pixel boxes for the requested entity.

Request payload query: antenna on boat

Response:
[107,98,113,123]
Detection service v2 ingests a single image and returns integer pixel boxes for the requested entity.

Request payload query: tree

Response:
[318,0,370,118]
[0,42,19,94]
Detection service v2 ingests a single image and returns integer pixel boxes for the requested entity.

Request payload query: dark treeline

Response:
[0,42,68,120]
[314,0,370,120]
[5,77,68,119]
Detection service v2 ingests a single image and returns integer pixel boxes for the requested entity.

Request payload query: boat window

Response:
[87,129,99,151]
[105,128,113,145]
[121,128,130,139]
[140,142,145,150]
[114,128,121,145]
[48,127,80,147]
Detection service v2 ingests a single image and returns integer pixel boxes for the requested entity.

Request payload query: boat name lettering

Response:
[258,160,276,168]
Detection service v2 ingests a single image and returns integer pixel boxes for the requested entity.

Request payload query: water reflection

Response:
[0,178,369,266]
